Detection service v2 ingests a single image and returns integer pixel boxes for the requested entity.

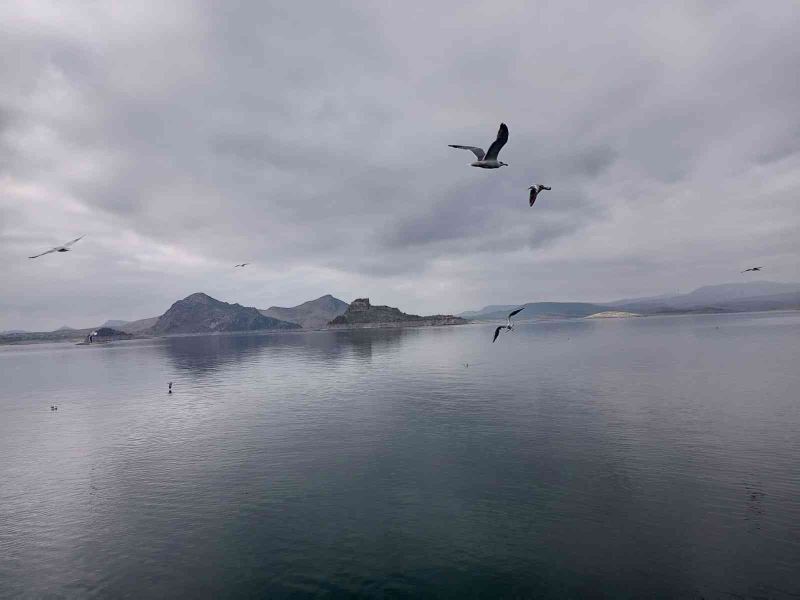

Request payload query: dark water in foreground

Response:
[1,312,799,599]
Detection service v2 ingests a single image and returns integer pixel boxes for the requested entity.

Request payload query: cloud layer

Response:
[2,1,799,330]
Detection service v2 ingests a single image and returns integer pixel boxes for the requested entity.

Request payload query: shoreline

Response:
[3,308,799,347]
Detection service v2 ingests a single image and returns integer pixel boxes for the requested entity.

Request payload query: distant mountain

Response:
[57,325,75,331]
[0,329,27,335]
[117,317,158,333]
[466,302,610,321]
[329,298,467,328]
[261,294,348,329]
[150,292,300,335]
[697,291,800,313]
[100,319,130,328]
[609,281,800,313]
[457,304,520,318]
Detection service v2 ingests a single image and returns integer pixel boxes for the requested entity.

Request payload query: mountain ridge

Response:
[150,293,300,335]
[260,294,348,329]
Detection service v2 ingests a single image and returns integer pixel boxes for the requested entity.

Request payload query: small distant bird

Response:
[493,307,525,343]
[50,405,58,411]
[168,382,173,394]
[741,266,763,273]
[528,184,551,207]
[29,236,85,259]
[449,123,509,168]
[234,263,249,268]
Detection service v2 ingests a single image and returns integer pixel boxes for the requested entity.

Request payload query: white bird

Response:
[493,307,525,343]
[449,123,509,168]
[29,236,85,259]
[528,184,551,207]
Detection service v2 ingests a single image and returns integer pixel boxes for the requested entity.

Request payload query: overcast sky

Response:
[2,1,799,330]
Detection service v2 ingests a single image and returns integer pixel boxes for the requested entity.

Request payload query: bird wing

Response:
[485,123,509,160]
[529,188,538,207]
[29,247,58,259]
[448,145,485,160]
[508,307,525,319]
[492,326,503,343]
[63,235,84,247]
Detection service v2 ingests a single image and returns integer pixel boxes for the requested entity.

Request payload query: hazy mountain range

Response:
[607,281,800,312]
[460,302,610,321]
[459,281,800,320]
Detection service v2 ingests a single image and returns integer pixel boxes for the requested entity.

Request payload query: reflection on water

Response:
[157,328,410,374]
[1,313,799,598]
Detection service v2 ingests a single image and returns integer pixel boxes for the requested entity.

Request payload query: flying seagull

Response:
[234,263,249,268]
[28,236,85,259]
[528,184,551,207]
[493,307,525,343]
[449,123,509,168]
[741,266,763,273]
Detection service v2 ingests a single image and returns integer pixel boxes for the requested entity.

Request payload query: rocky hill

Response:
[150,293,300,335]
[261,294,348,329]
[329,298,467,328]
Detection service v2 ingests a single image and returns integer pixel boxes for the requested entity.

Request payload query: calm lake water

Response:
[1,312,799,599]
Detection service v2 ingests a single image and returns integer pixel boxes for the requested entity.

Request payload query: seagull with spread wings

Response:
[493,307,525,343]
[528,184,551,207]
[741,266,764,273]
[449,123,509,169]
[28,236,85,259]
[234,263,249,268]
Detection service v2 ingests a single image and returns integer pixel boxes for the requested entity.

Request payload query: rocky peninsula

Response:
[328,298,467,329]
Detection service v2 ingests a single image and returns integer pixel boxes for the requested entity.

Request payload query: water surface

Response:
[1,312,799,598]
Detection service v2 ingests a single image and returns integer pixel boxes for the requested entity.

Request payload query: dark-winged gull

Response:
[449,123,509,168]
[741,266,764,273]
[234,263,249,268]
[28,236,85,259]
[493,307,525,343]
[528,184,551,207]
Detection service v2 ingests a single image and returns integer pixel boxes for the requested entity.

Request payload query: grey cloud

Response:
[1,0,799,330]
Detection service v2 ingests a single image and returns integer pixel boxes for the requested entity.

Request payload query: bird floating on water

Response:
[234,263,249,268]
[29,236,85,259]
[493,307,525,343]
[741,266,764,273]
[528,184,551,207]
[449,123,509,169]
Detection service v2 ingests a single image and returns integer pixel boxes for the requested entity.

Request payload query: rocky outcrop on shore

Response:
[328,298,467,328]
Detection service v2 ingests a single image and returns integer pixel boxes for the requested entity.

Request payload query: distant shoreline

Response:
[4,308,800,347]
